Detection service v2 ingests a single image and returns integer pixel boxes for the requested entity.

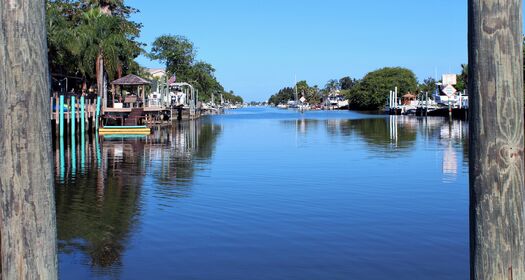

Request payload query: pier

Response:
[48,74,219,138]
[386,80,469,120]
[49,94,210,137]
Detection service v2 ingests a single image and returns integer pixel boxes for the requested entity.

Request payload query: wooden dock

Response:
[49,95,206,137]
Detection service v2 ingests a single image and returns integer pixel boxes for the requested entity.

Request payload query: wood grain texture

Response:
[0,0,58,279]
[468,0,525,279]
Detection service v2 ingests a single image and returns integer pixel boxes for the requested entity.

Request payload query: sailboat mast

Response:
[294,74,298,101]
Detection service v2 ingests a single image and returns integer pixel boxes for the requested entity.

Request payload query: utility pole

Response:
[468,0,524,279]
[0,0,58,279]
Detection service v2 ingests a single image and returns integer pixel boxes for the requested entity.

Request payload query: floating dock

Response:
[99,125,151,135]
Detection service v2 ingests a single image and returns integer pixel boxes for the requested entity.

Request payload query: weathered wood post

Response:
[0,0,58,279]
[468,0,525,279]
[55,95,59,130]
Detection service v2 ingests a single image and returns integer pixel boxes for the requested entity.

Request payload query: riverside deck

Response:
[49,95,205,138]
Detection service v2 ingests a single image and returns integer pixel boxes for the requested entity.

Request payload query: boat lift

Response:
[169,82,198,117]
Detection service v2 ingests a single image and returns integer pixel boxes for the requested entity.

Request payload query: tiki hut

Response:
[110,74,151,108]
[401,93,417,105]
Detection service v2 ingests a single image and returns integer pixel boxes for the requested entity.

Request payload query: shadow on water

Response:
[54,120,221,278]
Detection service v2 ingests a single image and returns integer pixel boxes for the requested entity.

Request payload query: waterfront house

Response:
[147,68,167,79]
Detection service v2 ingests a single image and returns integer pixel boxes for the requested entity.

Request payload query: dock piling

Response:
[95,96,101,131]
[59,95,64,137]
[80,96,85,134]
[71,96,76,137]
[469,0,525,278]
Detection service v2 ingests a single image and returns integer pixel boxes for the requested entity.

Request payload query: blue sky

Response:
[129,0,471,101]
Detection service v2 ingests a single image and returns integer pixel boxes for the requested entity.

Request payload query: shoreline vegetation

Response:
[46,0,243,104]
[268,37,525,111]
[268,66,468,111]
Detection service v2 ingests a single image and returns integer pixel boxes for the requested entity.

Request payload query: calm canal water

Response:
[55,107,469,279]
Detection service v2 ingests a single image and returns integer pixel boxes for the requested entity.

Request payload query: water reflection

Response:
[54,109,470,279]
[283,115,468,174]
[439,120,468,182]
[55,121,221,277]
[351,116,418,151]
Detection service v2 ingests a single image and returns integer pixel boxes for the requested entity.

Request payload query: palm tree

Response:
[46,1,82,78]
[457,64,468,91]
[325,79,340,93]
[76,8,139,97]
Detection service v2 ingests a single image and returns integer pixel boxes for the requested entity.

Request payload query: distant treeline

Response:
[268,66,469,110]
[46,0,242,103]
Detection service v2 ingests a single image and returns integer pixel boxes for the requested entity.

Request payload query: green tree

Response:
[296,80,309,97]
[456,64,468,92]
[418,77,437,96]
[46,0,142,92]
[339,76,356,90]
[46,0,81,78]
[347,67,418,110]
[297,81,322,104]
[268,87,294,105]
[223,90,244,104]
[150,35,196,79]
[269,81,323,105]
[339,76,357,90]
[149,35,237,103]
[309,85,322,104]
[325,79,340,92]
[186,61,224,102]
[76,8,141,94]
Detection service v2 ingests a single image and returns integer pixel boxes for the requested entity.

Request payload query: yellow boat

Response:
[99,125,151,135]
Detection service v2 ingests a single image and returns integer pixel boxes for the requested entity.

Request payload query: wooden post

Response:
[80,95,85,134]
[81,124,85,171]
[50,96,53,119]
[468,0,525,279]
[95,96,101,131]
[59,136,65,182]
[55,95,59,125]
[71,123,76,175]
[59,95,65,137]
[0,0,58,278]
[112,84,115,106]
[71,96,76,136]
[89,99,93,133]
[66,97,70,135]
